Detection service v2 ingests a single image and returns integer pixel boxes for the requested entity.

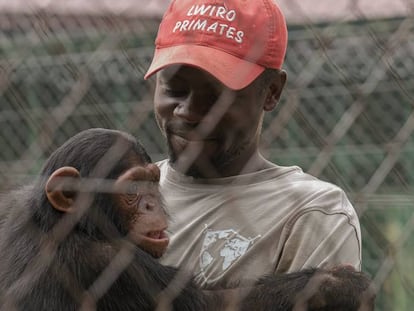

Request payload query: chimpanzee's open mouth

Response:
[138,231,170,258]
[146,230,168,240]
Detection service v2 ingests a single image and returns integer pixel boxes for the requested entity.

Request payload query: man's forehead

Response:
[158,65,223,86]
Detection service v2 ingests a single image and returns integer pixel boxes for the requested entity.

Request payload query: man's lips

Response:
[170,132,218,142]
[167,123,218,142]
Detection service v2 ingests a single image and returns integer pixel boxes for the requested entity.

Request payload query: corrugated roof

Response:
[0,0,411,22]
[279,0,411,24]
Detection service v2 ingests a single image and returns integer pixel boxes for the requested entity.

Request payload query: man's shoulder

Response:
[266,165,343,192]
[264,165,354,213]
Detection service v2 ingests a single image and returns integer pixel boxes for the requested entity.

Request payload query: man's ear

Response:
[45,166,80,213]
[264,69,287,111]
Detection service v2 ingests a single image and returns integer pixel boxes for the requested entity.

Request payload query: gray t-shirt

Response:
[157,160,361,288]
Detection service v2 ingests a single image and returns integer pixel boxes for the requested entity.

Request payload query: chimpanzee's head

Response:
[33,128,169,258]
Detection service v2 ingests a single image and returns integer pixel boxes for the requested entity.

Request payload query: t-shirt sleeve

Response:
[275,202,362,273]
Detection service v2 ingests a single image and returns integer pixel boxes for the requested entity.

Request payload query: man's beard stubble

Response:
[166,132,247,178]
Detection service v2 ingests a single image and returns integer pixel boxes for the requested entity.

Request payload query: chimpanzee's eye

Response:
[127,181,139,195]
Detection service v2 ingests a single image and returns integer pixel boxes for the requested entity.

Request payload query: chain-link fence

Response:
[0,1,413,310]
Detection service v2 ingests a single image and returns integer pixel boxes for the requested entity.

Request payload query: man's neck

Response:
[171,152,273,179]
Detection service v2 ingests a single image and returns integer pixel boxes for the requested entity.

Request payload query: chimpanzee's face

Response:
[113,162,169,258]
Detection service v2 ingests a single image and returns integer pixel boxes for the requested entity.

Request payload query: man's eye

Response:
[164,88,188,98]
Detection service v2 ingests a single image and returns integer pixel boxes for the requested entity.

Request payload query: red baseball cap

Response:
[144,0,288,90]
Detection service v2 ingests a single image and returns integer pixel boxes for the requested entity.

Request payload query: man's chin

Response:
[167,138,209,162]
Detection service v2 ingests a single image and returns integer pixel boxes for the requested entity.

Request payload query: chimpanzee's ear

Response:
[45,166,80,213]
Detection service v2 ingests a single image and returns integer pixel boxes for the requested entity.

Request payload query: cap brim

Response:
[144,45,265,90]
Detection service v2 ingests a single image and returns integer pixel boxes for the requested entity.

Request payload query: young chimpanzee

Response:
[0,128,375,311]
[0,128,210,310]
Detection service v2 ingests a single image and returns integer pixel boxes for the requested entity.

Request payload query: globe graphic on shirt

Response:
[197,227,261,283]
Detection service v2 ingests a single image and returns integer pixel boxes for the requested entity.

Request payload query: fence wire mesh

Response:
[0,1,413,310]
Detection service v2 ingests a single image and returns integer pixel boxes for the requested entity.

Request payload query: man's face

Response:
[153,65,269,178]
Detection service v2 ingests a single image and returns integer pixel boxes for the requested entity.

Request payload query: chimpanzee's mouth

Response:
[146,230,168,240]
[137,230,170,258]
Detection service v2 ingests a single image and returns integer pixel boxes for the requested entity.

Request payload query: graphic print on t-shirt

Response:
[195,225,261,284]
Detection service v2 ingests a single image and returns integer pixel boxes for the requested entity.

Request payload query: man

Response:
[144,0,361,288]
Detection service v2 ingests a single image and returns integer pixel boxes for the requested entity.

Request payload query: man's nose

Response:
[173,92,212,123]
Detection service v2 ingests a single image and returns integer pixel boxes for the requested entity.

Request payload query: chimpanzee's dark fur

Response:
[241,266,375,311]
[0,128,216,310]
[0,128,375,311]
